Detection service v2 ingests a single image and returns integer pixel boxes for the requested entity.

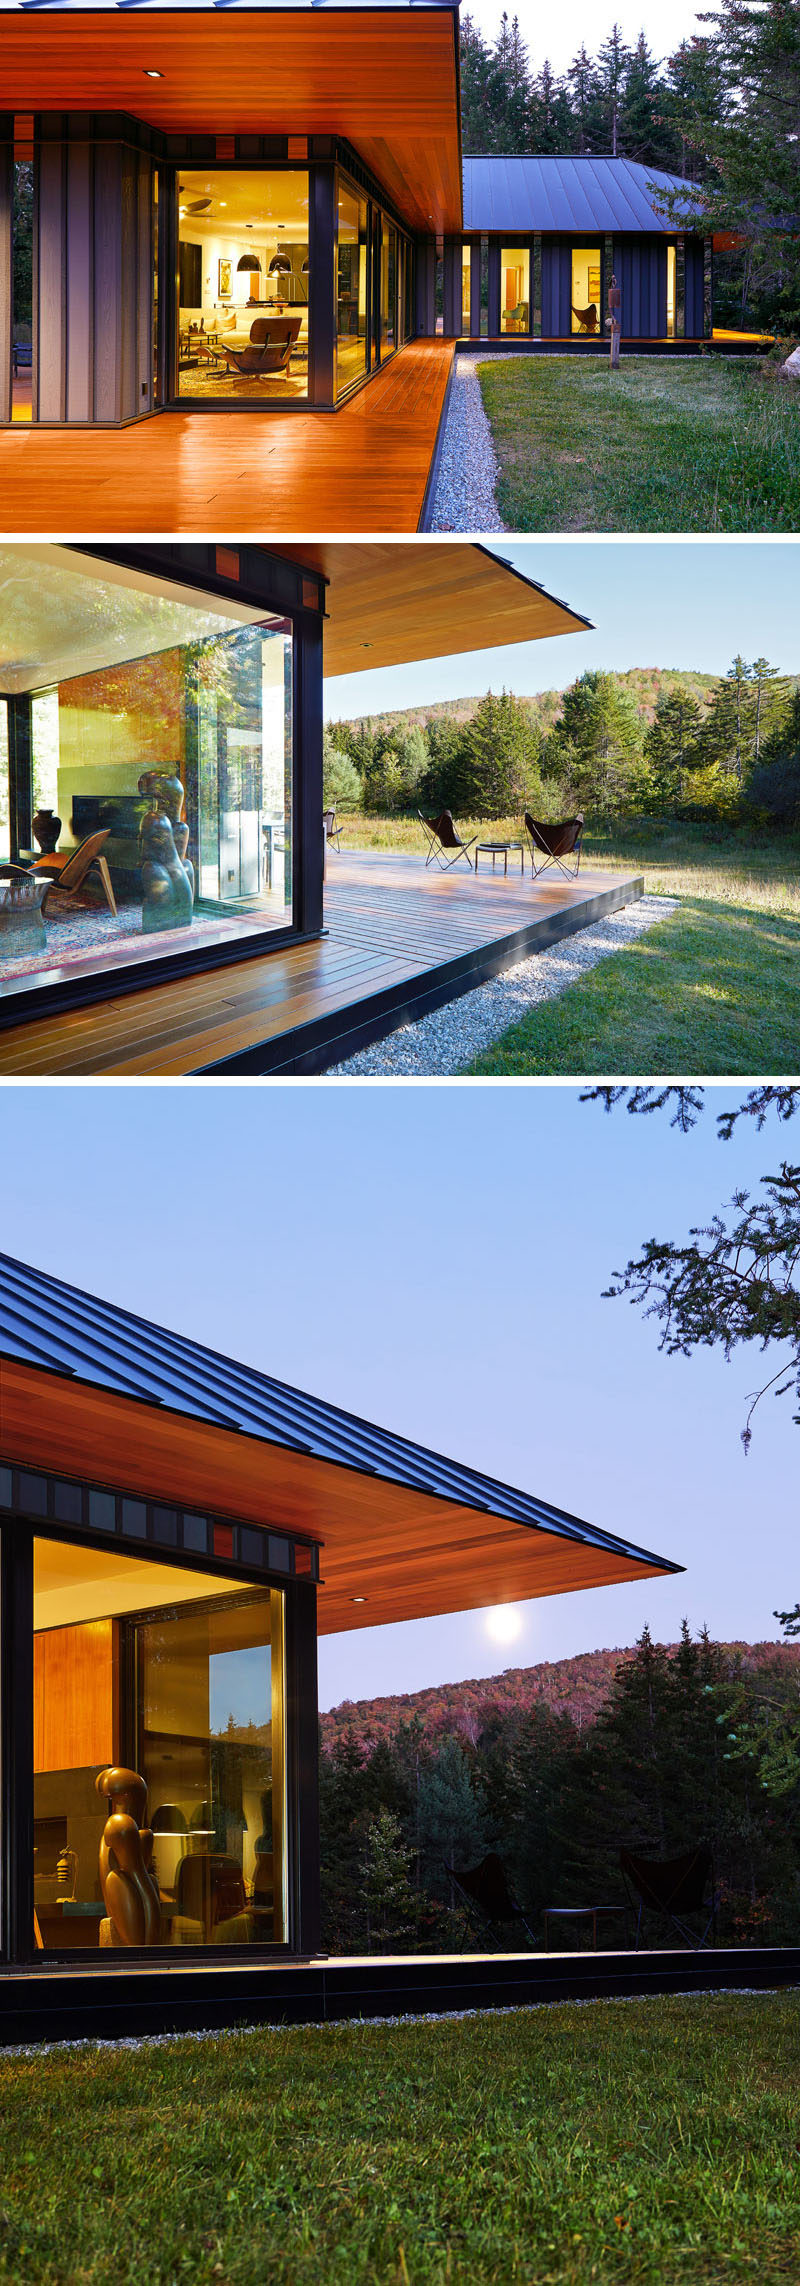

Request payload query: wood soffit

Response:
[0,1360,674,1636]
[3,9,463,233]
[276,543,592,675]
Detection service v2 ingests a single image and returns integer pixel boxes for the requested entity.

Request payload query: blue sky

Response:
[324,542,799,723]
[1,1083,793,1712]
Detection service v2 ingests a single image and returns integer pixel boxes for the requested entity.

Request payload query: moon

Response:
[485,1605,523,1645]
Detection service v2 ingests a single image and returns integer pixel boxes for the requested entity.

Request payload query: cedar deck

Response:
[0,850,644,1078]
[0,340,455,536]
[0,1944,794,2047]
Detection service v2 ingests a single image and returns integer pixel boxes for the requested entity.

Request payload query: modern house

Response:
[0,538,597,1038]
[1,4,715,433]
[0,1247,681,2015]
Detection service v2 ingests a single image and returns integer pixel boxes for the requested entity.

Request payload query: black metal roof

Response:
[462,154,704,235]
[0,1249,680,1574]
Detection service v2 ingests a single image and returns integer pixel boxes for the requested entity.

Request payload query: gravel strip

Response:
[326,893,677,1076]
[429,352,509,532]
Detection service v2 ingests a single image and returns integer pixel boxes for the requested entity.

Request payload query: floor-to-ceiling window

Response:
[0,704,9,863]
[380,221,398,357]
[500,247,529,334]
[336,181,368,398]
[12,158,33,424]
[0,548,295,1005]
[177,170,309,402]
[462,243,472,333]
[667,244,676,338]
[571,248,602,334]
[33,1535,286,1953]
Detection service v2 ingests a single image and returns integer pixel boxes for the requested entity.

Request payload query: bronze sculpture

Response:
[96,1766,161,1948]
[607,273,622,369]
[138,768,194,933]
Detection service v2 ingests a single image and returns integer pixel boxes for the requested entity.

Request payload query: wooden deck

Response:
[0,1943,795,2047]
[0,340,455,537]
[0,850,644,1078]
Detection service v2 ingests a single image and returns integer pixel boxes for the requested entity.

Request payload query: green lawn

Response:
[477,357,800,531]
[1,1993,800,2283]
[469,824,800,1076]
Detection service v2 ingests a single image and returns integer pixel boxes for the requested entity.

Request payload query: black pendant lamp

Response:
[237,252,262,274]
[268,253,292,276]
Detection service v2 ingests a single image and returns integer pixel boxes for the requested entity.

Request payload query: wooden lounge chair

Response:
[620,1846,717,1952]
[524,813,584,882]
[222,316,303,378]
[33,828,118,917]
[445,1852,536,1950]
[323,806,344,852]
[419,810,477,872]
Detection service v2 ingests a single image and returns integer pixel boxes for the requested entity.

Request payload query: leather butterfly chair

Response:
[572,301,599,333]
[444,1851,536,1951]
[524,814,584,883]
[33,828,117,917]
[323,806,344,853]
[418,810,477,872]
[223,316,303,378]
[620,1846,717,1952]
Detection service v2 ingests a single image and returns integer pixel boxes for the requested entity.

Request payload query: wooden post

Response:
[608,272,621,370]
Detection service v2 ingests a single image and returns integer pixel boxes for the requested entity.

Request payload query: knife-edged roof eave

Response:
[0,1249,682,1575]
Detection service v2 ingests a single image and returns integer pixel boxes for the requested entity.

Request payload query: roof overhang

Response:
[0,1358,680,1635]
[2,5,463,233]
[282,542,593,675]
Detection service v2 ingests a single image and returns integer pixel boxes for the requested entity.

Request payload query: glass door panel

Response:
[500,247,529,334]
[571,248,602,334]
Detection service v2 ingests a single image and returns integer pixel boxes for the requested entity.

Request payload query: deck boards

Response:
[0,340,455,536]
[0,851,644,1078]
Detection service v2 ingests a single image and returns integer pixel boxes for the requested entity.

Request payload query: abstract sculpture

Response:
[607,273,622,369]
[96,1766,161,1948]
[138,768,194,934]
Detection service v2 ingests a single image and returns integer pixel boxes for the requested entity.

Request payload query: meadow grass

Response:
[475,357,800,531]
[1,1991,799,2284]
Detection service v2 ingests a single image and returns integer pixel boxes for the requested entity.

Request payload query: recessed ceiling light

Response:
[144,68,163,78]
[351,1595,367,1604]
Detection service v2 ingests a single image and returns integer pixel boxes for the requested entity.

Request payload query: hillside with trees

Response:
[320,1628,800,1953]
[325,661,800,828]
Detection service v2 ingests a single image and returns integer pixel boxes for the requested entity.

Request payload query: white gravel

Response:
[429,352,509,532]
[326,893,677,1076]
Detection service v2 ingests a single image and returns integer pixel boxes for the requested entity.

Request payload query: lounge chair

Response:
[620,1846,717,1952]
[445,1851,536,1950]
[33,828,118,917]
[572,302,599,333]
[524,813,584,882]
[419,810,477,872]
[221,316,303,378]
[323,806,344,852]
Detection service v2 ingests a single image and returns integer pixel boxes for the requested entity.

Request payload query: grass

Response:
[2,1992,800,2283]
[467,823,800,1076]
[476,356,800,531]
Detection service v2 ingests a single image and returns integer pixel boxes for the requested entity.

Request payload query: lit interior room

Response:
[177,170,310,401]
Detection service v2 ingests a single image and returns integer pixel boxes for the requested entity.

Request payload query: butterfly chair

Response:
[445,1851,536,1951]
[323,806,344,852]
[418,810,477,872]
[222,316,303,379]
[620,1846,717,1952]
[33,828,118,917]
[572,301,599,333]
[524,814,584,883]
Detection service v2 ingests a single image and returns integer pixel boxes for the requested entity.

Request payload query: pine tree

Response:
[597,23,633,156]
[643,686,705,804]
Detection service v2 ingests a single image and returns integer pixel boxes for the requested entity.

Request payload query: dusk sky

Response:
[0,1083,792,1712]
[466,0,707,80]
[324,542,799,723]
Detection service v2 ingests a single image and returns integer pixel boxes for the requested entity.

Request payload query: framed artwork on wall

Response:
[218,258,232,299]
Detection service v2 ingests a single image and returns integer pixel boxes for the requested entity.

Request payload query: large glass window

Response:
[336,183,368,398]
[462,243,472,333]
[571,248,602,334]
[0,547,294,1004]
[177,170,309,402]
[33,1536,286,1953]
[0,704,9,864]
[380,221,397,357]
[500,248,530,335]
[667,244,676,339]
[12,159,33,425]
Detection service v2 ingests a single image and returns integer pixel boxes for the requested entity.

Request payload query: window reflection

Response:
[336,183,368,396]
[33,1537,286,1952]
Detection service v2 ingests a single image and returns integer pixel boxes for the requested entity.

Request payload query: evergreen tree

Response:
[416,1738,490,1905]
[543,670,643,815]
[567,44,602,153]
[465,688,542,816]
[529,62,575,154]
[666,0,800,314]
[619,32,674,166]
[323,729,362,811]
[596,23,633,156]
[643,686,705,804]
[459,11,496,153]
[361,1808,420,1950]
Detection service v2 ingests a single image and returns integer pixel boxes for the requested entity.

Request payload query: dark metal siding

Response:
[0,1249,679,1570]
[685,234,705,336]
[613,234,666,337]
[542,238,570,336]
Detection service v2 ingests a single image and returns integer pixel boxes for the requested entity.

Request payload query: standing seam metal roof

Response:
[462,154,704,236]
[0,1250,680,1572]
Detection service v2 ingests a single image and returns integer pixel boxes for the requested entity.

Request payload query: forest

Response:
[325,660,800,829]
[459,1,800,331]
[319,1627,800,1953]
